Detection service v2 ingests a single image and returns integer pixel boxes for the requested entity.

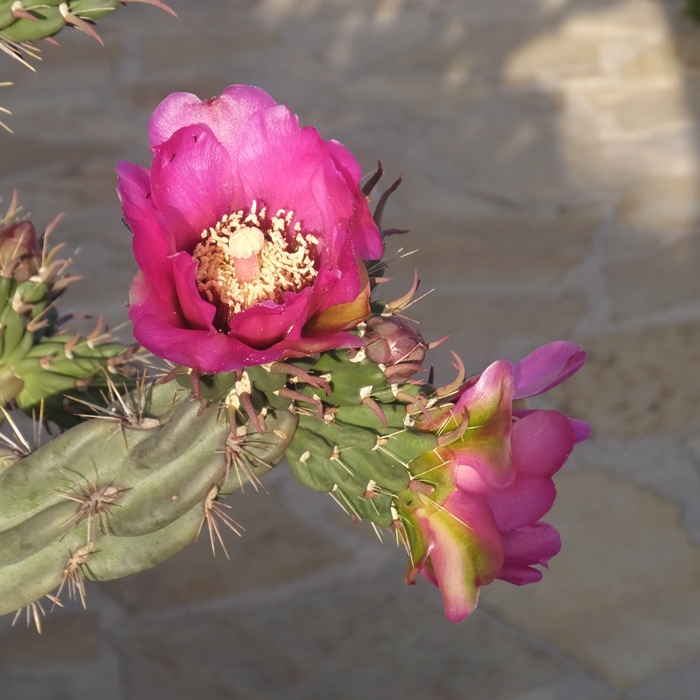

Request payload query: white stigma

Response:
[194,200,318,322]
[228,226,265,259]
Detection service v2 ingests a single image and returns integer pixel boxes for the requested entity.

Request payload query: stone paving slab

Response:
[627,659,700,700]
[485,469,700,688]
[1,0,700,698]
[107,570,606,700]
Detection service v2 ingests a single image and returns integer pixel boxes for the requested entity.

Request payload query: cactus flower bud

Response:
[0,220,39,282]
[397,342,589,622]
[364,315,427,381]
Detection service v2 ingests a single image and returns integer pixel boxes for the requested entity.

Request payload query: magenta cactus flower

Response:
[396,341,588,622]
[116,85,383,373]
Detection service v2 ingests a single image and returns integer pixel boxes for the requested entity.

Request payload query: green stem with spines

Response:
[0,0,126,42]
[286,346,439,528]
[0,376,297,617]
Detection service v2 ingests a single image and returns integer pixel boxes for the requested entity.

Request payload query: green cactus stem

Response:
[0,166,442,626]
[0,374,297,618]
[286,343,438,528]
[0,0,175,128]
[0,194,140,425]
[0,0,174,45]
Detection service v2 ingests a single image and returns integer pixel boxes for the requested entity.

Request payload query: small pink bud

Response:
[0,220,40,282]
[364,316,427,380]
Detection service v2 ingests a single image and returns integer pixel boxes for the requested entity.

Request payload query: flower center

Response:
[194,201,319,332]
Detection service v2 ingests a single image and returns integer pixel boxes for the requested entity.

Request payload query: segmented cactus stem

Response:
[0,0,176,131]
[0,193,143,425]
[0,1,175,48]
[0,375,298,619]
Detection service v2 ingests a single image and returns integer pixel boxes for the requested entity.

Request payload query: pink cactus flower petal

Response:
[409,491,504,623]
[514,408,591,446]
[149,85,277,150]
[459,411,573,534]
[498,523,562,585]
[425,519,482,623]
[130,300,280,371]
[119,85,383,372]
[487,475,558,533]
[512,340,586,399]
[228,291,312,349]
[454,359,514,426]
[306,233,361,316]
[570,418,592,443]
[150,124,235,252]
[170,252,217,331]
[497,563,544,585]
[325,139,384,260]
[116,161,174,295]
[451,360,516,488]
[511,410,574,477]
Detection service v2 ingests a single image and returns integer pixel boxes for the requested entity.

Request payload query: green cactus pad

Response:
[0,376,294,618]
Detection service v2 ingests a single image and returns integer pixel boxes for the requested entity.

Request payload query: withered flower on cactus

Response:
[396,342,588,622]
[117,85,384,373]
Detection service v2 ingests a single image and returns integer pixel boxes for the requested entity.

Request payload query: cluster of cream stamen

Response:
[194,201,319,330]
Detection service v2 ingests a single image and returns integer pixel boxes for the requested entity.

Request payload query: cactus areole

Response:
[117,85,384,374]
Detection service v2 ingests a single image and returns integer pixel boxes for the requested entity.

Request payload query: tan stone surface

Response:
[141,30,280,73]
[629,660,700,700]
[101,483,348,612]
[406,213,599,285]
[505,32,606,81]
[433,0,547,24]
[687,436,700,462]
[0,613,100,665]
[615,174,700,234]
[566,0,675,31]
[619,40,687,80]
[676,29,700,72]
[0,675,71,700]
[420,290,587,338]
[600,87,692,132]
[555,323,700,437]
[110,563,594,700]
[0,138,100,177]
[618,31,700,79]
[425,104,578,206]
[484,470,700,688]
[605,233,700,317]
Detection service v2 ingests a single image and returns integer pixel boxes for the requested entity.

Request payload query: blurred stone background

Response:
[1,0,700,698]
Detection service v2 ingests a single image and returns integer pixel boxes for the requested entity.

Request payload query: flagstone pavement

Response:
[1,0,700,698]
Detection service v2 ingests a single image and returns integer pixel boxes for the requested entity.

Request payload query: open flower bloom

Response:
[397,341,588,622]
[117,85,383,373]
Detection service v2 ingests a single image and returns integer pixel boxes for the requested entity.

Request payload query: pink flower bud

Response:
[396,342,588,622]
[364,315,426,380]
[0,220,40,282]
